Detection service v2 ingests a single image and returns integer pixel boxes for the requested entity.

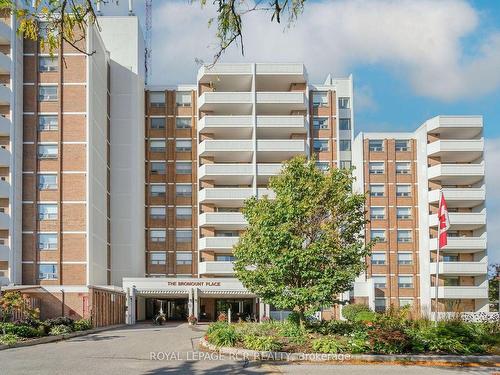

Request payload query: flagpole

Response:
[434,190,442,322]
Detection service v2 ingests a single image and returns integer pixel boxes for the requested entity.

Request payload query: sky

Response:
[132,0,500,263]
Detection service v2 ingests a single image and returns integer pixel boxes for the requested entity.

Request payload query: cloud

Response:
[150,0,500,101]
[485,138,500,264]
[355,85,378,112]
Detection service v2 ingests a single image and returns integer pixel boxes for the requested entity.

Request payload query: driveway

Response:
[0,323,497,374]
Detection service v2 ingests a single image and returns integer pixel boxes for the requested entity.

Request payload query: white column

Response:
[188,289,194,316]
[193,288,199,319]
[126,287,136,325]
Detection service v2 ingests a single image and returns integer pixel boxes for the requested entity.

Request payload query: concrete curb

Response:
[198,337,500,365]
[0,324,126,351]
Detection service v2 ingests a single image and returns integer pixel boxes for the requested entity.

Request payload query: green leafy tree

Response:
[488,263,499,312]
[0,291,39,334]
[233,155,372,326]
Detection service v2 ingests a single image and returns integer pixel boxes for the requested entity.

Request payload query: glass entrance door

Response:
[215,299,253,321]
[146,298,188,321]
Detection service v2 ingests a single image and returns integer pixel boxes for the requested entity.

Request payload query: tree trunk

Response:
[298,308,306,328]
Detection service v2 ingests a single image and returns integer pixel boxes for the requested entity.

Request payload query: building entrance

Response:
[145,298,188,321]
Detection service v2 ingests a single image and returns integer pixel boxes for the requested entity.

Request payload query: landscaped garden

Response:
[205,305,500,355]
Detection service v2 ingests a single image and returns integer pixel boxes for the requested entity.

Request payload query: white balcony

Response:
[429,236,487,252]
[0,212,9,229]
[256,92,307,115]
[256,163,283,176]
[0,52,10,74]
[199,187,274,206]
[198,261,235,276]
[255,63,305,76]
[198,92,253,114]
[427,139,483,163]
[198,115,252,138]
[0,85,10,106]
[429,212,486,230]
[0,116,10,136]
[0,244,8,261]
[199,140,253,163]
[198,63,253,79]
[256,139,305,162]
[199,236,239,252]
[430,262,487,275]
[198,163,253,185]
[0,180,9,198]
[257,115,307,137]
[427,163,484,185]
[199,212,247,230]
[0,147,10,167]
[428,187,485,208]
[0,21,10,44]
[425,116,483,139]
[430,286,488,299]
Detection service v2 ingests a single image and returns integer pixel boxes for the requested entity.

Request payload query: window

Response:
[176,184,192,197]
[443,254,459,262]
[176,252,192,265]
[369,140,384,152]
[176,140,192,152]
[370,184,384,197]
[399,298,413,307]
[176,207,192,221]
[312,92,328,107]
[339,140,351,151]
[176,91,192,107]
[38,115,58,131]
[215,254,235,262]
[339,118,351,130]
[396,207,411,219]
[38,144,58,159]
[176,117,191,129]
[396,184,411,197]
[150,230,166,242]
[374,298,386,312]
[313,140,329,152]
[150,184,166,197]
[397,230,412,243]
[38,233,57,250]
[176,229,192,243]
[38,204,57,220]
[338,97,350,109]
[150,140,166,153]
[444,277,459,286]
[176,162,192,175]
[316,162,329,172]
[371,253,386,265]
[398,275,413,288]
[371,229,386,242]
[398,253,413,265]
[370,207,385,220]
[373,276,387,288]
[150,162,166,175]
[150,118,166,129]
[313,117,328,129]
[339,160,352,169]
[369,162,384,174]
[150,207,166,220]
[38,174,57,190]
[39,56,58,72]
[396,162,411,174]
[150,252,166,265]
[38,85,58,101]
[38,264,57,280]
[215,230,239,237]
[149,92,165,107]
[395,140,410,152]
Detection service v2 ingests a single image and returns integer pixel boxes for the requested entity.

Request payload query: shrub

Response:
[217,312,227,322]
[0,322,40,338]
[206,323,238,347]
[347,334,370,354]
[368,326,410,354]
[342,304,372,322]
[0,333,19,346]
[49,324,73,336]
[354,311,377,323]
[73,319,92,332]
[277,321,307,345]
[312,337,347,354]
[243,334,282,352]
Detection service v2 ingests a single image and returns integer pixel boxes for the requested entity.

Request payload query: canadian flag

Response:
[438,192,451,249]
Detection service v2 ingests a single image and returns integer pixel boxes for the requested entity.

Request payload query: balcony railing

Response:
[429,236,487,251]
[198,236,239,251]
[430,262,487,275]
[430,286,488,299]
[198,261,235,275]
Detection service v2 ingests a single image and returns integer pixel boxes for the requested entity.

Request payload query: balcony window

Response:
[176,91,192,107]
[373,276,386,288]
[370,207,385,220]
[38,86,58,101]
[176,140,192,152]
[399,298,413,307]
[176,117,191,129]
[176,162,192,175]
[38,115,58,131]
[150,184,166,197]
[340,160,351,169]
[395,140,410,152]
[150,207,166,220]
[397,230,412,243]
[338,97,350,109]
[39,56,58,72]
[369,140,384,152]
[150,118,166,129]
[396,184,411,197]
[150,230,166,243]
[369,184,384,197]
[38,233,57,250]
[38,264,58,280]
[398,275,413,288]
[339,118,351,130]
[176,252,192,265]
[38,144,58,159]
[339,140,351,151]
[396,207,411,219]
[150,140,166,153]
[149,92,165,108]
[316,162,329,172]
[150,252,166,265]
[176,184,192,197]
[150,162,166,175]
[215,254,235,262]
[312,92,328,107]
[313,117,328,129]
[398,252,413,265]
[396,162,411,174]
[38,204,57,220]
[444,277,459,286]
[313,140,329,152]
[374,298,386,312]
[176,207,192,221]
[443,254,459,262]
[176,229,192,243]
[215,230,239,237]
[371,229,386,242]
[369,162,384,174]
[371,252,386,265]
[38,174,57,190]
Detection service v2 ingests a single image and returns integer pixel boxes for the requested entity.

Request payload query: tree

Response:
[488,263,499,312]
[233,155,372,326]
[0,291,39,334]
